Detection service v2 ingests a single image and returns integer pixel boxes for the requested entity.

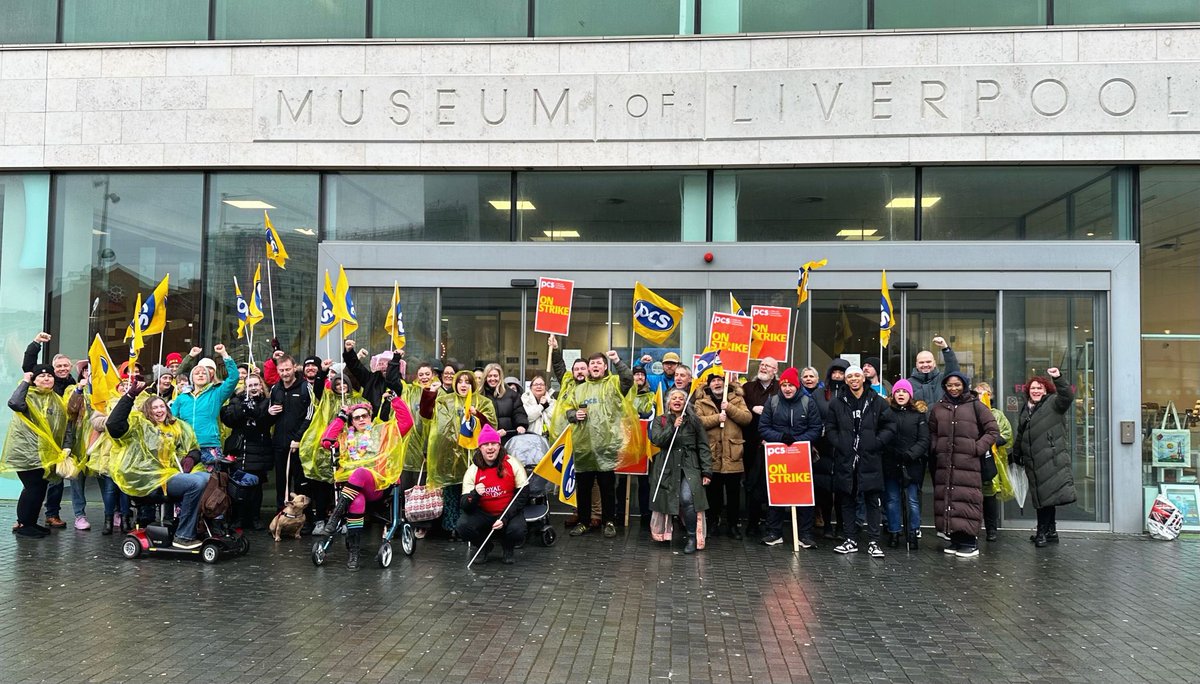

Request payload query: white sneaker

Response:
[867,541,884,558]
[833,539,858,554]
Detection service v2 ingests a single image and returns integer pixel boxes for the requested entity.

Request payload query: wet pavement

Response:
[1,501,1196,684]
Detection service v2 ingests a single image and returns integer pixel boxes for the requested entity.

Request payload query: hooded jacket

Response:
[884,398,930,485]
[826,386,896,494]
[486,383,528,441]
[928,372,999,537]
[1014,374,1077,509]
[695,383,753,474]
[219,391,277,472]
[907,348,961,406]
[811,360,849,490]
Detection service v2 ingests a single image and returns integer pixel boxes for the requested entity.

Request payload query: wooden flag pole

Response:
[791,506,800,553]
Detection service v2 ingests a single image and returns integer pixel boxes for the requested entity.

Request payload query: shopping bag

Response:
[1147,494,1184,541]
[1008,461,1029,510]
[403,484,444,522]
[1151,402,1191,467]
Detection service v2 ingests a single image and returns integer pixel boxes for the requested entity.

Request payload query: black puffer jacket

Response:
[810,359,850,490]
[928,374,999,537]
[220,393,276,472]
[884,400,930,484]
[826,388,896,494]
[487,386,528,442]
[1013,374,1076,509]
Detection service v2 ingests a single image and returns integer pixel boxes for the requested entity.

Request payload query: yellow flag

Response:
[124,274,169,341]
[318,269,338,340]
[880,269,895,348]
[457,391,481,450]
[533,426,577,507]
[332,265,358,338]
[128,293,145,365]
[246,264,264,330]
[88,334,120,414]
[234,276,249,339]
[690,347,724,395]
[264,211,289,269]
[796,259,828,307]
[632,282,683,345]
[383,281,406,350]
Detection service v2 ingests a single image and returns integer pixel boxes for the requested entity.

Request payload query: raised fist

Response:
[33,332,51,344]
[213,344,227,357]
[344,339,356,350]
[1047,367,1061,378]
[190,346,203,357]
[932,336,947,349]
[605,350,620,362]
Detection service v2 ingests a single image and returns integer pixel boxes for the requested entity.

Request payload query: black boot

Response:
[683,534,697,554]
[346,529,362,571]
[102,515,114,536]
[502,546,515,565]
[324,493,351,537]
[1033,525,1048,548]
[887,532,900,548]
[985,527,998,542]
[708,516,721,537]
[1045,523,1059,544]
[120,516,133,533]
[907,531,919,551]
[728,524,743,540]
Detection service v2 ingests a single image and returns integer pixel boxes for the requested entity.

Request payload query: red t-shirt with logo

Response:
[473,459,518,517]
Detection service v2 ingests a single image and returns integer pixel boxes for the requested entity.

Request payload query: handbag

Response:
[1151,402,1191,467]
[403,465,444,522]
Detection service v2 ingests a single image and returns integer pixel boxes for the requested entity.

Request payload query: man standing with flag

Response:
[562,349,634,538]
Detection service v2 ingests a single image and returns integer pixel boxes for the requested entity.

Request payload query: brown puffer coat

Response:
[928,375,1000,537]
[694,385,753,474]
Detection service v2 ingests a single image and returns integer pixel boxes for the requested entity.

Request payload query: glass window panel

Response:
[525,288,609,385]
[50,173,204,370]
[733,0,866,33]
[214,0,366,40]
[62,0,208,42]
[1139,166,1200,500]
[809,290,905,387]
[875,0,1045,29]
[440,288,523,376]
[1002,292,1108,524]
[346,285,438,378]
[535,0,690,37]
[516,171,703,243]
[0,0,57,43]
[611,289,707,372]
[921,166,1118,240]
[716,168,915,242]
[0,173,49,498]
[374,0,527,38]
[204,174,319,365]
[1055,0,1199,25]
[325,173,511,242]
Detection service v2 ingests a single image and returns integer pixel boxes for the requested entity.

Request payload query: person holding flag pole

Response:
[460,425,530,567]
[264,211,289,341]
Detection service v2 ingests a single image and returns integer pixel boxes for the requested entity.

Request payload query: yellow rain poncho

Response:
[109,414,198,497]
[560,371,642,472]
[983,404,1016,501]
[299,387,363,483]
[325,398,411,489]
[1,385,68,477]
[426,391,497,488]
[401,383,431,472]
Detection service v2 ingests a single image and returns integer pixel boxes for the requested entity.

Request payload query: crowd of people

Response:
[2,329,1079,566]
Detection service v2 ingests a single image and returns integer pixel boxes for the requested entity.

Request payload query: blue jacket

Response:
[172,356,239,447]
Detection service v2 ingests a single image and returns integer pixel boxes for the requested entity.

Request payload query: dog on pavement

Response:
[268,494,310,542]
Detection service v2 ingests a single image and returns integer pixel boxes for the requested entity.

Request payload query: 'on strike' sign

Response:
[763,441,815,506]
[534,277,574,336]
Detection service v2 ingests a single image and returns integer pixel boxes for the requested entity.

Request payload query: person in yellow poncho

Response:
[420,370,497,536]
[105,379,209,550]
[3,365,69,538]
[319,395,413,571]
[975,382,1015,543]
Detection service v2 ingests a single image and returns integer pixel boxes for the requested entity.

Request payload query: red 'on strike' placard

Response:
[709,311,753,374]
[764,441,815,506]
[750,305,791,363]
[534,277,574,336]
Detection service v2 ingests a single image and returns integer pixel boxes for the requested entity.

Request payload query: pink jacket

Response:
[320,395,413,449]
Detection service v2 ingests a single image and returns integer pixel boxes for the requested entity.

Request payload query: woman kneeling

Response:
[458,425,529,564]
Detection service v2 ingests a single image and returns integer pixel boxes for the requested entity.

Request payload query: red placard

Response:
[534,277,574,336]
[763,442,815,506]
[708,311,754,374]
[750,305,791,362]
[616,419,652,475]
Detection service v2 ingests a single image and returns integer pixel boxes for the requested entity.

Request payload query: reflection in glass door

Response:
[1002,292,1108,525]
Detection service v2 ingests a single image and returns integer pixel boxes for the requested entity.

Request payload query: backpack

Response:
[199,470,231,520]
[765,393,815,428]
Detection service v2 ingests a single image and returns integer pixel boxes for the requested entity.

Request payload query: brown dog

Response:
[268,494,310,542]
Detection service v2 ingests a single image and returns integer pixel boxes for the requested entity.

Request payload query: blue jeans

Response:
[165,472,210,541]
[884,478,921,534]
[199,446,224,466]
[44,479,64,518]
[70,475,87,518]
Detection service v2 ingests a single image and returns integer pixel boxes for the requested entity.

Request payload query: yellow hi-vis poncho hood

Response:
[110,415,197,497]
[1,386,68,477]
[329,414,408,490]
[299,388,363,483]
[426,391,497,488]
[561,373,642,472]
